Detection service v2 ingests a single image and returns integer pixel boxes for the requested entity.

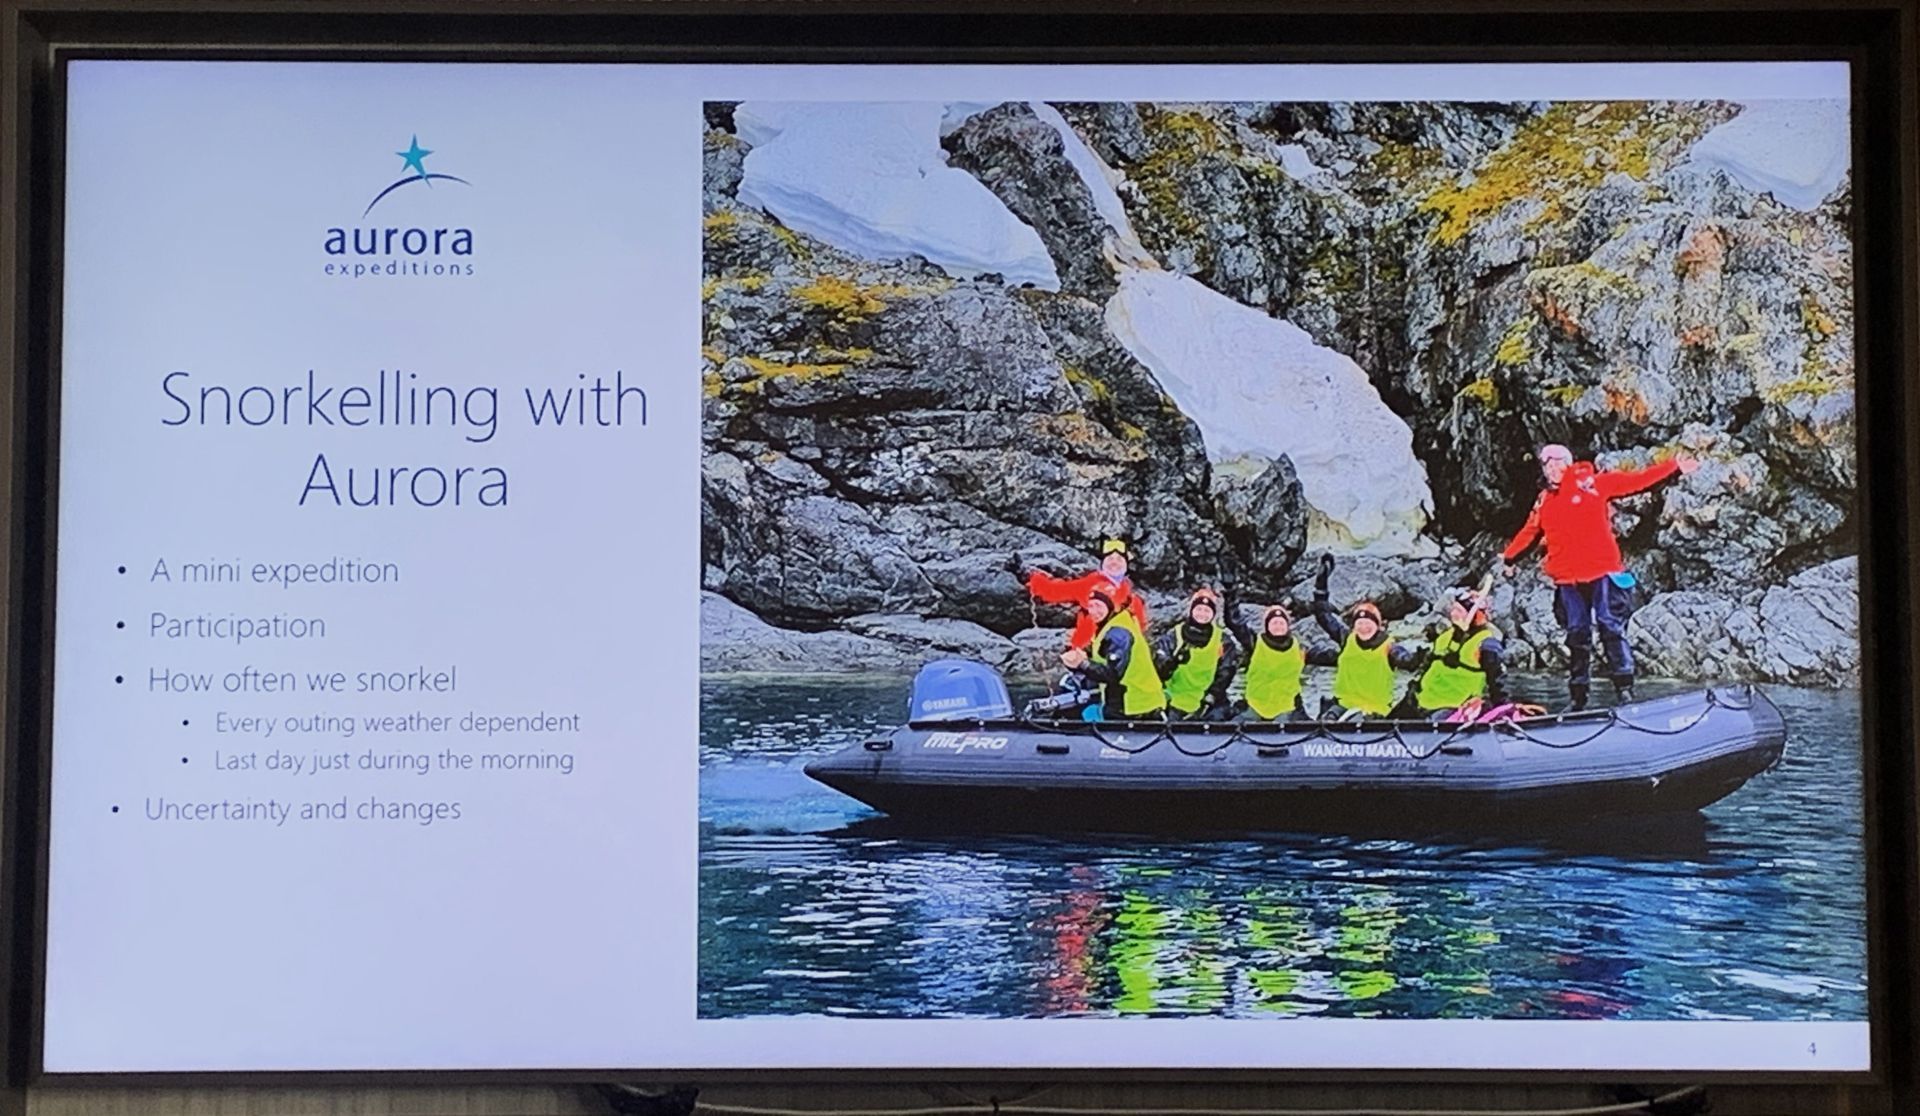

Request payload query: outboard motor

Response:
[908,659,1014,722]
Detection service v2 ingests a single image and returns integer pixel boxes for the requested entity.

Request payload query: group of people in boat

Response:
[1025,443,1698,722]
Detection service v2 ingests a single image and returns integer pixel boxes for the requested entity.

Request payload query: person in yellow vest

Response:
[1060,589,1168,721]
[1309,553,1425,718]
[1237,605,1310,721]
[1394,586,1511,720]
[1151,587,1244,720]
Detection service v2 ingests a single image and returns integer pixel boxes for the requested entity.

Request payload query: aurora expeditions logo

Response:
[324,135,476,278]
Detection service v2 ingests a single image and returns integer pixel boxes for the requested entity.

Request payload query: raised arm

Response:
[1595,458,1681,499]
[1026,568,1092,605]
[1312,553,1350,643]
[1209,630,1244,705]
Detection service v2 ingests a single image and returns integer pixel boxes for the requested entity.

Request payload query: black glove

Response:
[1315,552,1334,593]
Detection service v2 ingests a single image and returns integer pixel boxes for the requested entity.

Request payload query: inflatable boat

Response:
[802,660,1787,832]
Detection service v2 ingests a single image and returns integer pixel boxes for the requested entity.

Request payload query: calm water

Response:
[698,674,1866,1021]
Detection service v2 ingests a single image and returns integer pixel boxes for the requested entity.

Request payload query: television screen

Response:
[42,57,1865,1074]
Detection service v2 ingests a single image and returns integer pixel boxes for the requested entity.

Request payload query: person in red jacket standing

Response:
[1500,444,1699,710]
[1026,538,1149,651]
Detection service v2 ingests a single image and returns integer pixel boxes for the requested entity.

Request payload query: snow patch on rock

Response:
[1027,101,1155,268]
[1103,268,1433,555]
[939,102,1003,136]
[1686,99,1850,212]
[734,102,1061,289]
[1277,143,1329,180]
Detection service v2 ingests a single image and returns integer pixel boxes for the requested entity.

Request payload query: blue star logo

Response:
[396,135,433,178]
[363,135,472,218]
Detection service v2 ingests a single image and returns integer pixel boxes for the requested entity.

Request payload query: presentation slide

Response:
[44,59,1865,1074]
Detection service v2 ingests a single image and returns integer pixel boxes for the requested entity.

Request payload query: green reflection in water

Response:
[1243,887,1316,1015]
[1335,968,1398,1000]
[1173,901,1229,1012]
[1110,891,1169,1014]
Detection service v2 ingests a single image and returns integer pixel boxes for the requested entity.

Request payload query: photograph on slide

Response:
[695,94,1862,1024]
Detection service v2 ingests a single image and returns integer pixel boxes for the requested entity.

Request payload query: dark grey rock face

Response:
[701,99,1856,687]
[701,117,1303,662]
[1628,558,1858,686]
[944,103,1121,300]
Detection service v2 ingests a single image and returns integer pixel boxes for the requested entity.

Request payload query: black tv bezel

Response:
[0,0,1914,1092]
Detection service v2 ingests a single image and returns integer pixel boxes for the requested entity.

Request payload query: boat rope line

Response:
[1313,724,1406,747]
[1012,686,1758,761]
[1704,683,1761,711]
[1013,715,1471,759]
[1596,688,1731,736]
[1493,715,1623,750]
[1495,687,1741,749]
[1170,728,1236,757]
[1093,730,1160,754]
[1017,714,1159,754]
[1380,717,1481,761]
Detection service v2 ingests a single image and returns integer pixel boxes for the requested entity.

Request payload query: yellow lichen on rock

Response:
[1062,364,1114,405]
[1762,369,1845,404]
[731,354,852,394]
[1458,376,1501,411]
[704,208,813,263]
[1149,109,1227,155]
[1367,140,1446,184]
[1421,103,1672,245]
[705,353,857,399]
[1801,293,1838,339]
[790,275,949,323]
[1131,106,1236,243]
[703,274,767,302]
[792,275,891,321]
[1493,319,1535,367]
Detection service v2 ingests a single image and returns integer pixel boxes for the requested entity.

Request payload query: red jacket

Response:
[1502,459,1680,584]
[1026,569,1149,650]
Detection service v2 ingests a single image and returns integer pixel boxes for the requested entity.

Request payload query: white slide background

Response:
[44,59,1864,1074]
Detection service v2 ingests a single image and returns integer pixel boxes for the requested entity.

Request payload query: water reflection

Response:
[698,675,1867,1021]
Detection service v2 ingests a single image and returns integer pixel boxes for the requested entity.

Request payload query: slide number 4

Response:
[1808,1042,1818,1056]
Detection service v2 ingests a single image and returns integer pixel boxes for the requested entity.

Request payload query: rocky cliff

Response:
[700,98,1858,687]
